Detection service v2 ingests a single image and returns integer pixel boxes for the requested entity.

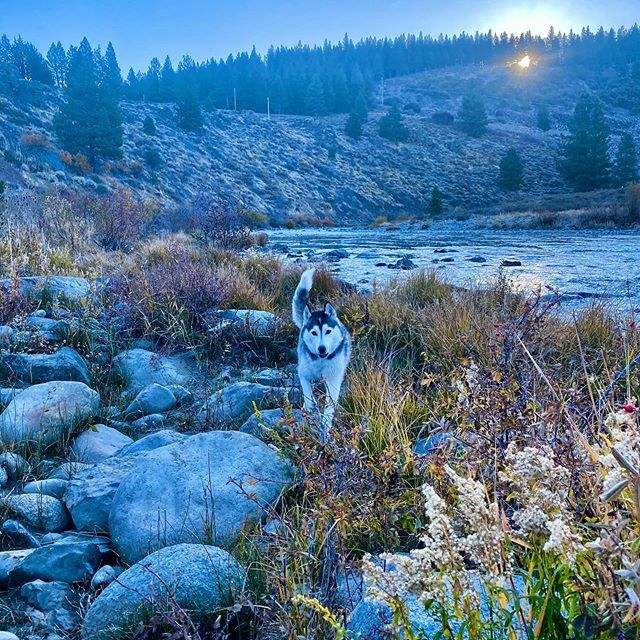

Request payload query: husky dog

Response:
[292,268,352,441]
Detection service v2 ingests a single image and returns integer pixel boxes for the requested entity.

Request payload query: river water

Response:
[268,222,640,311]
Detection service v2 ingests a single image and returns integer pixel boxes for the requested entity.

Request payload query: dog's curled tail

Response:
[292,268,315,328]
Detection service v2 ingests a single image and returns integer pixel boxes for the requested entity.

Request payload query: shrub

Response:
[345,112,363,140]
[431,110,454,125]
[142,115,156,136]
[20,133,51,150]
[459,93,488,137]
[379,105,409,143]
[403,102,421,114]
[73,153,92,174]
[129,161,144,177]
[143,147,162,169]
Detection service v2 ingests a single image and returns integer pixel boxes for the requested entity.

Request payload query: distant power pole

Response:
[267,96,271,120]
[380,76,384,106]
[233,87,237,111]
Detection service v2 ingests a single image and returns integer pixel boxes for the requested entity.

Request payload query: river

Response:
[268,222,640,311]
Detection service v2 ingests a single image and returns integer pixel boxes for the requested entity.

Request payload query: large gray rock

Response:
[0,276,91,305]
[49,460,91,479]
[71,424,133,463]
[214,309,280,336]
[20,579,80,631]
[123,383,177,419]
[9,541,101,586]
[82,544,245,640]
[0,347,91,385]
[23,478,69,500]
[0,451,30,479]
[64,456,139,532]
[0,326,15,347]
[116,429,186,457]
[2,493,71,532]
[199,381,289,424]
[0,381,100,448]
[0,549,34,588]
[113,349,194,394]
[109,431,292,564]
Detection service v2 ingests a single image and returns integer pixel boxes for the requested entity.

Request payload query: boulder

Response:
[113,349,194,394]
[467,256,487,263]
[0,347,91,385]
[164,384,193,406]
[109,431,292,564]
[501,259,522,267]
[82,544,245,640]
[0,381,99,448]
[0,549,34,589]
[240,408,305,438]
[213,309,279,337]
[25,315,70,342]
[123,383,177,419]
[9,541,101,586]
[20,579,80,631]
[199,381,289,424]
[2,494,71,532]
[23,478,69,500]
[388,255,417,270]
[0,466,6,488]
[115,429,186,457]
[64,456,139,532]
[0,632,19,640]
[1,519,41,549]
[71,424,133,463]
[0,276,91,305]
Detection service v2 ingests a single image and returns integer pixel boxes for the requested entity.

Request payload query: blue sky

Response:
[3,0,638,71]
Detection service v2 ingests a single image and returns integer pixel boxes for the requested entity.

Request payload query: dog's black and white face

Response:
[302,303,343,358]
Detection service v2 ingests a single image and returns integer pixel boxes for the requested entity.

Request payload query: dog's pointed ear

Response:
[303,305,311,323]
[324,302,336,317]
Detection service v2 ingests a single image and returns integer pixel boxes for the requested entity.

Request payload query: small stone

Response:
[20,579,80,631]
[130,413,165,430]
[123,383,177,419]
[500,259,522,267]
[91,565,124,590]
[0,452,30,480]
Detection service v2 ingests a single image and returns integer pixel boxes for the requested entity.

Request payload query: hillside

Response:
[1,57,637,223]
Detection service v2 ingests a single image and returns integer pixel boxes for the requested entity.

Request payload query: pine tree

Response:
[378,104,409,142]
[498,147,524,190]
[537,104,551,131]
[124,68,143,100]
[426,186,444,215]
[143,115,156,136]
[459,93,488,137]
[345,112,363,139]
[47,42,67,87]
[305,74,328,116]
[160,56,176,102]
[614,133,639,186]
[353,92,368,122]
[53,37,123,160]
[559,94,610,191]
[102,42,122,99]
[145,57,161,102]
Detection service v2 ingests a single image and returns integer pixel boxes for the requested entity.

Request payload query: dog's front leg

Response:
[321,373,343,442]
[300,376,316,413]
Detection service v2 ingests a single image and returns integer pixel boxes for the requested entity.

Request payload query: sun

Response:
[518,55,531,69]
